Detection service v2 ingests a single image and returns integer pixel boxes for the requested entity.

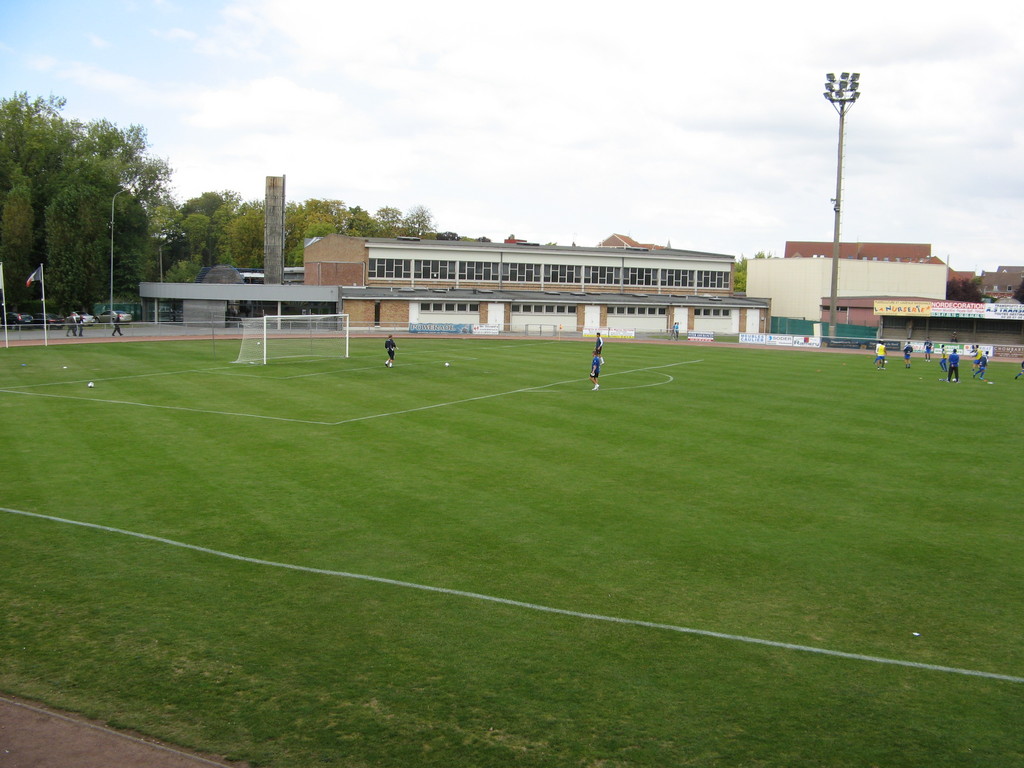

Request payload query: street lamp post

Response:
[110,189,126,317]
[823,72,861,338]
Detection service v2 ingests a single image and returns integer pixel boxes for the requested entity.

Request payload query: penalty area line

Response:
[4,506,1021,686]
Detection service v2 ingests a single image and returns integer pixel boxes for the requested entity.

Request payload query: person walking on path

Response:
[111,315,123,336]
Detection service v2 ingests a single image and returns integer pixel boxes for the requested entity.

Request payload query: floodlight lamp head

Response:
[826,73,836,82]
[841,72,850,80]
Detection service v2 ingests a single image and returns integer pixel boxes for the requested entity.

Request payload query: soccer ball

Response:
[444,362,450,367]
[87,382,95,388]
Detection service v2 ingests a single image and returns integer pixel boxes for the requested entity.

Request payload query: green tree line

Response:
[0,92,453,313]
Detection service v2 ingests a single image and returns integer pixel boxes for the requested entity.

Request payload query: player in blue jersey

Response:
[923,340,933,361]
[903,342,913,368]
[590,352,601,390]
[1016,360,1024,380]
[947,349,960,382]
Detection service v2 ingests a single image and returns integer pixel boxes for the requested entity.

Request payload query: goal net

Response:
[233,314,350,365]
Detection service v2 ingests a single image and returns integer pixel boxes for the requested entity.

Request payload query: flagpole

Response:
[0,262,8,349]
[40,264,48,346]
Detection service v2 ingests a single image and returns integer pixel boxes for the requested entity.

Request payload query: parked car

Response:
[78,313,97,325]
[36,313,65,329]
[97,310,132,323]
[4,312,34,325]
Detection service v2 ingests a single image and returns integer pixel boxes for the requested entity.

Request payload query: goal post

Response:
[233,314,349,365]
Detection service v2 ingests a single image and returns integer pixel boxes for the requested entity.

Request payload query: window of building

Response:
[414,259,456,279]
[503,263,541,282]
[585,265,621,285]
[459,261,499,281]
[369,258,410,279]
[624,267,657,286]
[544,264,581,283]
[660,269,694,287]
[695,270,729,289]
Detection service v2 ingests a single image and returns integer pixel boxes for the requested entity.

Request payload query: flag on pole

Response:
[26,265,43,286]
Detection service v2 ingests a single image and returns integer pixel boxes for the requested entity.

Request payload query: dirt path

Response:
[0,695,246,768]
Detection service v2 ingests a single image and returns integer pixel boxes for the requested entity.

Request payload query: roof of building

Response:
[785,241,939,264]
[343,235,734,262]
[339,285,768,307]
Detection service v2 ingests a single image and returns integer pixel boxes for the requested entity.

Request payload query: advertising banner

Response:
[873,300,932,316]
[408,323,473,334]
[931,301,985,318]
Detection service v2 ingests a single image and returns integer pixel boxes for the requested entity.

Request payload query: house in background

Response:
[980,266,1024,299]
[599,234,667,251]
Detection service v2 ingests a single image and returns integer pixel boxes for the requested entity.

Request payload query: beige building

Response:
[747,257,947,321]
[303,234,770,335]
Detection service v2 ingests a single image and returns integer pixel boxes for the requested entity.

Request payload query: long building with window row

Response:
[303,235,770,335]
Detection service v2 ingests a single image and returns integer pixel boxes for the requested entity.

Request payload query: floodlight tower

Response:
[823,72,861,337]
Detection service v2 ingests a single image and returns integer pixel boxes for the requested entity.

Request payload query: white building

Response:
[747,257,947,321]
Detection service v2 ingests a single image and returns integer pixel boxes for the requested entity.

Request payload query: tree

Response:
[225,201,265,268]
[946,276,983,302]
[1013,279,1024,304]
[0,167,35,303]
[0,92,172,308]
[402,205,435,237]
[374,206,404,237]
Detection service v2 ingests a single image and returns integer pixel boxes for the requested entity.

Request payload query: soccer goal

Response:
[233,314,349,365]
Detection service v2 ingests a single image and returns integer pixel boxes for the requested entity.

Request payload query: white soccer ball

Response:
[444,362,450,367]
[87,382,95,388]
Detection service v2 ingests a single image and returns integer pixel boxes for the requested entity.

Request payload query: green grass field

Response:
[1,337,1022,767]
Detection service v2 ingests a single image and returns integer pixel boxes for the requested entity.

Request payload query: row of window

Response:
[419,303,480,312]
[418,303,735,317]
[370,259,730,288]
[608,306,668,316]
[510,305,576,314]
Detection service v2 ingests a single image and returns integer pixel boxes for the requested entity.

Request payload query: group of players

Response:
[873,339,1024,383]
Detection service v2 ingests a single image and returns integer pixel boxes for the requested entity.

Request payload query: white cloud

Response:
[7,0,1024,270]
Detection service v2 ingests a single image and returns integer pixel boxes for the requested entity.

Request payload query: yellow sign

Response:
[873,301,932,316]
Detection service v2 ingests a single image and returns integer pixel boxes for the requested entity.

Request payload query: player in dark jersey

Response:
[384,335,397,367]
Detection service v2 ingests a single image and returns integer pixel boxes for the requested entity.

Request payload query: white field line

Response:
[4,506,1022,685]
[326,360,702,426]
[0,360,704,426]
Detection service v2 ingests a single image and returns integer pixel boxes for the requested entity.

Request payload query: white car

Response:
[98,310,132,323]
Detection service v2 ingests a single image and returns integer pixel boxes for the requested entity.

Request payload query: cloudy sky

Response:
[3,0,1023,273]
